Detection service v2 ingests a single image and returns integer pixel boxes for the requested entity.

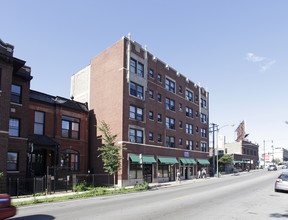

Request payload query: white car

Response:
[275,172,288,192]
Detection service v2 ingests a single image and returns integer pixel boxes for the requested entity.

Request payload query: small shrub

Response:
[74,180,88,192]
[141,181,149,190]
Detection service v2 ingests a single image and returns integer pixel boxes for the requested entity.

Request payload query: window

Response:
[34,111,45,135]
[195,95,198,102]
[9,118,20,137]
[130,163,143,179]
[186,123,193,134]
[158,73,162,82]
[201,98,207,108]
[130,58,144,77]
[201,113,207,123]
[149,69,154,78]
[196,126,199,132]
[157,114,162,122]
[201,128,207,138]
[130,82,144,99]
[166,98,175,111]
[196,141,199,149]
[166,117,175,130]
[179,85,182,93]
[158,134,162,142]
[186,140,193,150]
[60,149,79,171]
[179,138,183,146]
[157,93,162,102]
[158,165,168,177]
[129,128,143,143]
[137,62,144,77]
[62,116,80,139]
[179,120,183,128]
[166,136,175,148]
[149,111,154,120]
[195,111,199,117]
[201,142,207,152]
[149,132,154,141]
[11,84,22,104]
[179,103,182,111]
[130,58,137,73]
[149,90,154,99]
[186,107,193,118]
[165,78,175,93]
[7,152,18,171]
[129,105,143,121]
[185,89,193,102]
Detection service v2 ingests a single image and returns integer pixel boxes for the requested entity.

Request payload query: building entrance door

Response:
[185,167,188,179]
[169,165,175,181]
[143,164,152,183]
[31,150,46,176]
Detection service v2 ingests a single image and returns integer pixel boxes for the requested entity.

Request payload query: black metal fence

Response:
[6,173,113,197]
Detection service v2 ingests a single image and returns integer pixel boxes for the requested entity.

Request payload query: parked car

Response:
[282,164,288,169]
[268,164,277,171]
[0,194,16,219]
[275,172,288,192]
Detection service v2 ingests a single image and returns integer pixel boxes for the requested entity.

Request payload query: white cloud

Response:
[245,52,276,72]
[260,60,276,72]
[245,53,266,63]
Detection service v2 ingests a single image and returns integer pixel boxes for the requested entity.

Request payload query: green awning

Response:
[143,155,157,164]
[180,158,197,165]
[129,155,140,163]
[180,158,189,164]
[158,156,179,164]
[129,155,157,164]
[189,159,197,165]
[197,159,210,165]
[234,161,243,164]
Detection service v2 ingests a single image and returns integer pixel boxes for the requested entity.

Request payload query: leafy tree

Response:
[218,154,234,165]
[272,158,280,165]
[97,121,125,188]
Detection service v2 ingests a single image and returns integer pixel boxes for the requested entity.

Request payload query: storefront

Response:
[129,154,157,185]
[197,158,210,177]
[157,156,178,182]
[179,158,197,179]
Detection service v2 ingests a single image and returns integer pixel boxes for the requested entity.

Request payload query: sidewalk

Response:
[12,169,262,203]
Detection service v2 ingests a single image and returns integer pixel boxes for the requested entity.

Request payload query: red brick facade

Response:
[0,39,89,193]
[77,36,210,186]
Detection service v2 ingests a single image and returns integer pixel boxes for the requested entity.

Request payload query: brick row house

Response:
[71,35,210,187]
[0,39,88,193]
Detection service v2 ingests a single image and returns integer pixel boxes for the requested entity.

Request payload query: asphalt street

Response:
[11,170,288,220]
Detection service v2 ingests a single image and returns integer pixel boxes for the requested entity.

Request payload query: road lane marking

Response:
[172,195,190,200]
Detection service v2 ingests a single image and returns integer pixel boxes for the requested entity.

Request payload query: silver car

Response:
[268,164,277,171]
[275,172,288,192]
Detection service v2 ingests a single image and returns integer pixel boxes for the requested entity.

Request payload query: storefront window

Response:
[158,165,169,178]
[129,164,143,179]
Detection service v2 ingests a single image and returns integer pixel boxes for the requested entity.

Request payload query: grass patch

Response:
[12,183,149,207]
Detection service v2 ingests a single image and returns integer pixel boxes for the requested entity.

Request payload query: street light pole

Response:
[216,124,234,178]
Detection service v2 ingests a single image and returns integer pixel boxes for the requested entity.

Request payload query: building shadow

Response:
[12,215,55,219]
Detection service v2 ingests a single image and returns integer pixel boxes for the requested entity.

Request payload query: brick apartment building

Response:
[28,90,89,177]
[0,39,89,193]
[71,35,210,187]
[0,39,32,192]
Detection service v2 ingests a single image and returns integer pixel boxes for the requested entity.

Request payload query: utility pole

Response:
[263,140,265,168]
[212,123,216,177]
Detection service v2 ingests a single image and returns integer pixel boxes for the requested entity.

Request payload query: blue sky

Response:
[1,0,288,151]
